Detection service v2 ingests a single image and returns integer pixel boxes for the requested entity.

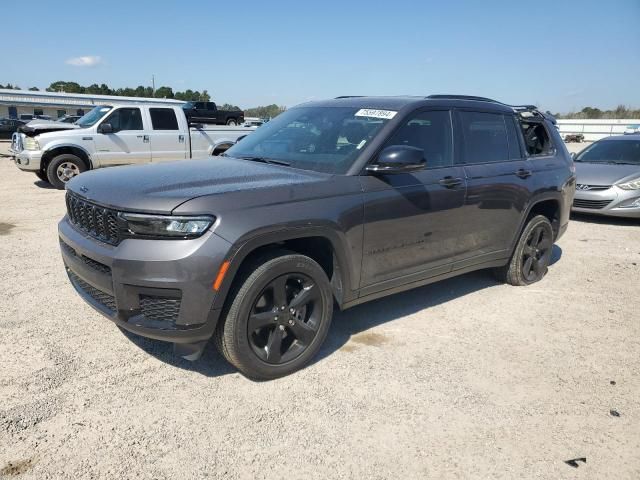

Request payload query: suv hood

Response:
[20,120,80,136]
[575,162,640,186]
[66,157,333,214]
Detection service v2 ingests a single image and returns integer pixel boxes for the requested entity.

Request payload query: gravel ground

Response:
[1,141,639,479]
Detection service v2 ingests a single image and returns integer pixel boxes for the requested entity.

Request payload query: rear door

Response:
[148,107,187,162]
[453,109,534,265]
[94,107,151,166]
[359,109,468,292]
[206,102,219,123]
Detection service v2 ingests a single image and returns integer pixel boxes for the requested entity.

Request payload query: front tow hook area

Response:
[174,340,209,361]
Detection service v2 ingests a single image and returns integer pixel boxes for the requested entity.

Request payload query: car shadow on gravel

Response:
[120,246,563,378]
[570,212,639,227]
[33,180,57,189]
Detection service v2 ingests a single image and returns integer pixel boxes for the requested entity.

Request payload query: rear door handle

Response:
[515,169,532,179]
[439,176,463,188]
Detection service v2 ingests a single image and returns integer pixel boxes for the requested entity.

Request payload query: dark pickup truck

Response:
[59,95,575,380]
[182,101,244,126]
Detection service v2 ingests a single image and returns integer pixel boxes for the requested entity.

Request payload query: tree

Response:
[245,104,286,119]
[154,86,174,99]
[220,103,240,110]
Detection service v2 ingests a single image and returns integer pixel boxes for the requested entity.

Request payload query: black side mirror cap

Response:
[98,123,113,134]
[366,145,426,174]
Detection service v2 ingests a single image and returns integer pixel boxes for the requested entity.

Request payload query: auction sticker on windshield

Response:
[355,109,397,120]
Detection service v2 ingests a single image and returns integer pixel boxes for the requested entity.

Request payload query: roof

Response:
[601,134,640,141]
[0,88,185,107]
[299,95,518,114]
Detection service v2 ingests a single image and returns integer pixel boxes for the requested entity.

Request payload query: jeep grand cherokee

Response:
[59,95,576,379]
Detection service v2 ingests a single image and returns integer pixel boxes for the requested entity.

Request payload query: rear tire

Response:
[494,215,554,286]
[226,118,237,126]
[215,251,333,380]
[46,154,86,189]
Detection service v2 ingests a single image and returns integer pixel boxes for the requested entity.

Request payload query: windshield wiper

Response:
[238,156,290,166]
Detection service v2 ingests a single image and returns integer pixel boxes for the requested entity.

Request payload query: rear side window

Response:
[150,108,179,130]
[521,122,554,156]
[103,108,143,132]
[458,111,509,164]
[383,110,453,168]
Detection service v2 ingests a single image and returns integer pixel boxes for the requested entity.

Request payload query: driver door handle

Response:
[515,168,532,179]
[439,176,463,188]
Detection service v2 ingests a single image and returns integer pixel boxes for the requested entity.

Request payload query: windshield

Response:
[225,106,393,174]
[575,139,640,165]
[76,106,112,128]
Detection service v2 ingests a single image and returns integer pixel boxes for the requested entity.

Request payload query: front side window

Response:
[103,108,143,132]
[226,106,393,174]
[150,108,179,130]
[458,111,509,164]
[575,140,640,165]
[383,110,453,168]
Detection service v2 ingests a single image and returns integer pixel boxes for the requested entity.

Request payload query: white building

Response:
[557,119,640,141]
[0,89,185,120]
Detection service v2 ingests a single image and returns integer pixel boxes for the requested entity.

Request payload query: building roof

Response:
[0,88,185,107]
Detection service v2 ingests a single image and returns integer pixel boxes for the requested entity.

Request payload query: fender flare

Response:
[509,192,563,253]
[42,143,94,169]
[212,225,356,310]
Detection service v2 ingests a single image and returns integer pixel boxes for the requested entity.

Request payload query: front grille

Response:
[59,239,112,275]
[576,184,610,191]
[66,193,121,245]
[573,199,612,210]
[139,295,181,323]
[68,270,116,312]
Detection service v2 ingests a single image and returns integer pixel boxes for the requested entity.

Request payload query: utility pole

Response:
[152,75,155,95]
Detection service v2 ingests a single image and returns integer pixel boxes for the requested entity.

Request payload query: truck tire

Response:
[34,170,49,183]
[494,215,554,286]
[214,251,333,380]
[46,154,86,189]
[226,118,237,126]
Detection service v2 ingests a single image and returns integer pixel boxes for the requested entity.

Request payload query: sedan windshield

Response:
[76,106,112,128]
[225,106,393,174]
[576,139,640,165]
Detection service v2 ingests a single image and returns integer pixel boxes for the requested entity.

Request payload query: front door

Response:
[94,107,151,166]
[148,108,187,162]
[360,109,468,293]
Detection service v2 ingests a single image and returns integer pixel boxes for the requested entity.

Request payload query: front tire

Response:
[46,154,86,189]
[494,215,554,286]
[215,251,333,380]
[34,170,49,183]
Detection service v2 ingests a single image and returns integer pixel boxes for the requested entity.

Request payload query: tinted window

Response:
[521,122,553,156]
[194,102,205,109]
[103,108,143,132]
[207,103,216,110]
[576,139,640,165]
[459,111,509,164]
[150,108,179,130]
[505,115,522,159]
[384,110,453,168]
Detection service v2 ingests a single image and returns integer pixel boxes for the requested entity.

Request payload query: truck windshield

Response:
[76,106,112,128]
[225,106,393,174]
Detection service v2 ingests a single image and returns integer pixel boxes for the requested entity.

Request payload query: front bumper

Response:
[13,149,43,171]
[58,216,233,345]
[572,187,640,218]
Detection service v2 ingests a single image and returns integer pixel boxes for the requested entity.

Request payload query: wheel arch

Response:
[510,195,562,254]
[41,144,93,171]
[213,227,355,312]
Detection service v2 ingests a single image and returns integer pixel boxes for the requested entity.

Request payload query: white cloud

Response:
[65,55,102,67]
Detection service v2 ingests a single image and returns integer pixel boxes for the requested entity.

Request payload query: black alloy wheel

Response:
[521,223,552,282]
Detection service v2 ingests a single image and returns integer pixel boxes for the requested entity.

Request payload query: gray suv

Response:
[59,95,576,379]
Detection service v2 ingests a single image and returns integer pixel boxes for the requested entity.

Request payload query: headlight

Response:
[23,137,40,151]
[119,213,215,239]
[617,178,640,190]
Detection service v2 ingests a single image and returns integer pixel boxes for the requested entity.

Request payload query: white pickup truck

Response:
[11,103,254,188]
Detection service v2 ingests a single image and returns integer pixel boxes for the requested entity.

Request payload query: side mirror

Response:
[98,123,113,134]
[366,145,426,174]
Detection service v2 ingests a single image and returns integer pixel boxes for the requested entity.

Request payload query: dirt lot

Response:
[1,141,638,479]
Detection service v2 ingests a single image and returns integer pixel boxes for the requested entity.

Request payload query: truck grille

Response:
[573,199,612,210]
[68,270,117,313]
[66,193,121,245]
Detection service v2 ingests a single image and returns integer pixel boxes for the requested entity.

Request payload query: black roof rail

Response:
[426,94,500,103]
[334,95,365,99]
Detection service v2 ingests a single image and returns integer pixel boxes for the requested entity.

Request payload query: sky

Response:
[2,0,639,113]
